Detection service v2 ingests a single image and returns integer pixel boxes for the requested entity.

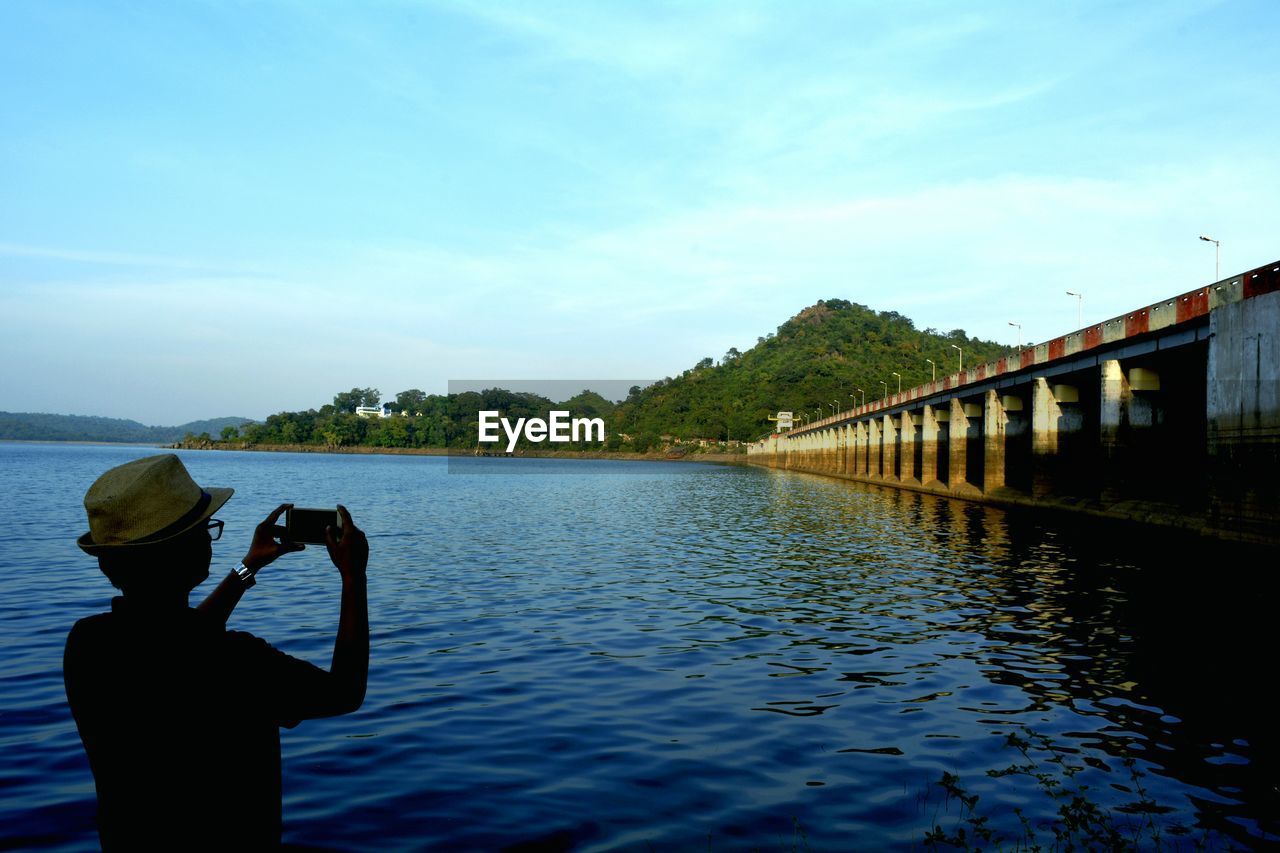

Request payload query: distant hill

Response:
[0,412,256,444]
[612,299,1013,442]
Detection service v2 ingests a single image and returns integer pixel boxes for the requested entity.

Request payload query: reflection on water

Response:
[0,445,1275,850]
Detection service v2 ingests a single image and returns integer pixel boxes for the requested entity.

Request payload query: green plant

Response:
[923,730,1213,852]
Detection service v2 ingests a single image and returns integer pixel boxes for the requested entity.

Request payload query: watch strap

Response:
[233,562,257,588]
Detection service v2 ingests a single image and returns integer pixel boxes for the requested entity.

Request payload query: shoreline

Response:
[168,441,749,465]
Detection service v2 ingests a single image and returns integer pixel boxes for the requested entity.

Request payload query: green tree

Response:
[332,388,381,413]
[375,416,411,447]
[394,389,428,414]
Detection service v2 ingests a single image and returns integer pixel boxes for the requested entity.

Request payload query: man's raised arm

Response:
[198,503,304,624]
[322,504,369,715]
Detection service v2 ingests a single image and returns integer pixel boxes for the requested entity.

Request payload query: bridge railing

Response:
[785,260,1279,437]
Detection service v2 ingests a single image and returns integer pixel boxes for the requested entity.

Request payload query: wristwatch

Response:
[233,561,257,588]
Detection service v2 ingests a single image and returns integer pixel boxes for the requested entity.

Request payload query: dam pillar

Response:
[983,389,1007,493]
[860,420,872,476]
[900,410,917,484]
[867,419,876,476]
[868,417,882,477]
[948,397,969,491]
[1031,378,1061,498]
[882,414,898,481]
[1100,359,1130,457]
[1100,359,1130,500]
[863,419,873,476]
[1207,286,1280,542]
[920,404,940,486]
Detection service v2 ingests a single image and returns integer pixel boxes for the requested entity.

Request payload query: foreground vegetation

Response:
[923,730,1229,851]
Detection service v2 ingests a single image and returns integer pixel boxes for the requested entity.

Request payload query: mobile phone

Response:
[286,507,342,545]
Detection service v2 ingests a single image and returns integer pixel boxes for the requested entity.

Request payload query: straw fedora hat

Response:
[78,454,233,555]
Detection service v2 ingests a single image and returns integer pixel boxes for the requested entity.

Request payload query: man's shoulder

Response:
[222,627,279,656]
[65,610,115,649]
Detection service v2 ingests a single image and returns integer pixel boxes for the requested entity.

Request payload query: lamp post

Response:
[1008,321,1022,351]
[829,401,837,415]
[891,372,901,394]
[926,358,935,381]
[879,380,888,400]
[1200,234,1220,280]
[1065,291,1083,329]
[854,387,865,406]
[951,344,963,372]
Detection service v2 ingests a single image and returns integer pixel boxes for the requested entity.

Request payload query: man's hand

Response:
[241,503,306,573]
[325,504,368,582]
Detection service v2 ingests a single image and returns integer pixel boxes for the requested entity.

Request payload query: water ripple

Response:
[1,445,1276,849]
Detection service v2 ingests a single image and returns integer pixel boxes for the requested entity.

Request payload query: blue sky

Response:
[2,1,1277,424]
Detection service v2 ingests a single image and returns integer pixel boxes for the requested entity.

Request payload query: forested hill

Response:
[0,412,254,443]
[611,299,1012,442]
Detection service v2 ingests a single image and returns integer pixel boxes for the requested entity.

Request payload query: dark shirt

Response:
[64,598,328,850]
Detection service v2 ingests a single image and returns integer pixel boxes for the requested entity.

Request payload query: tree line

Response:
[213,298,1012,451]
[220,387,645,451]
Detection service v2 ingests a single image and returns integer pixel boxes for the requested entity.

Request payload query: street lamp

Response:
[926,358,935,381]
[829,401,837,415]
[1008,321,1022,351]
[891,372,901,394]
[951,344,963,372]
[1065,291,1083,329]
[1200,235,1220,280]
[879,380,888,399]
[854,387,865,406]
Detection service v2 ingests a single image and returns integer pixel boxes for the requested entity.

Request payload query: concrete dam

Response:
[747,259,1280,545]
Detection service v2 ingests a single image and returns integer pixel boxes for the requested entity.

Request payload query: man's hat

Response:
[78,454,233,555]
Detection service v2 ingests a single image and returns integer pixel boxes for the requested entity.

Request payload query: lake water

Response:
[1,442,1276,850]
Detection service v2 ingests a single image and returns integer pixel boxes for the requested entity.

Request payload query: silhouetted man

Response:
[64,454,369,850]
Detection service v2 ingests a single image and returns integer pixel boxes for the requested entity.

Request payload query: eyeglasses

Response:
[205,518,224,541]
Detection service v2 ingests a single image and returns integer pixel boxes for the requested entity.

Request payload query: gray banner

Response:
[445,379,657,473]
